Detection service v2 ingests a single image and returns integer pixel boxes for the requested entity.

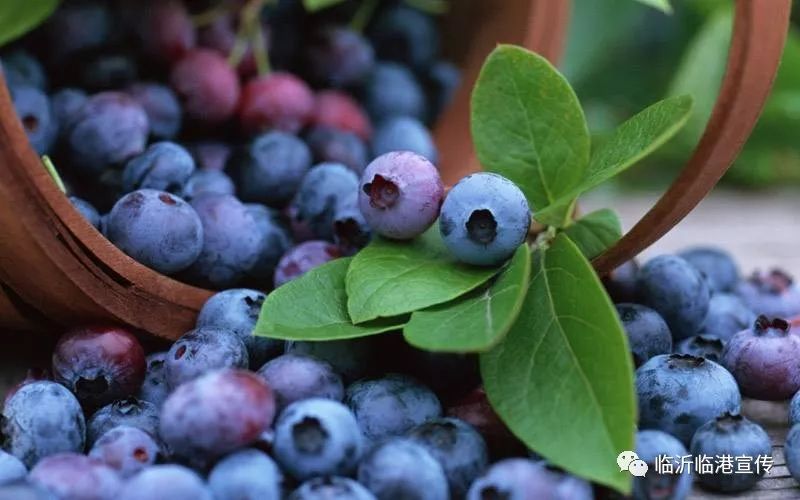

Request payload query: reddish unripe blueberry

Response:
[274,241,341,288]
[29,453,122,500]
[239,73,314,135]
[722,316,800,400]
[89,425,160,478]
[141,0,196,63]
[170,49,240,124]
[446,388,526,458]
[197,13,262,77]
[159,369,276,463]
[312,91,372,141]
[358,152,443,240]
[52,326,146,409]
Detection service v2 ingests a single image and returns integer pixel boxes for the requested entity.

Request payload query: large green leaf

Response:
[562,209,622,260]
[0,0,59,47]
[481,234,635,492]
[346,226,497,324]
[403,245,531,353]
[302,0,345,12]
[634,0,672,13]
[471,45,590,225]
[255,258,407,341]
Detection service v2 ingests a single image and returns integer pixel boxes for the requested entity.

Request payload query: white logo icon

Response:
[617,451,649,477]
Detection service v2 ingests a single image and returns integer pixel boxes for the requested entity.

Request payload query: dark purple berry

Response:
[165,327,248,389]
[140,0,196,64]
[312,91,372,141]
[368,5,439,70]
[257,353,344,413]
[305,126,368,175]
[170,49,240,125]
[274,241,341,288]
[29,453,121,500]
[306,28,375,87]
[44,2,111,60]
[616,303,672,367]
[89,425,160,478]
[239,73,314,135]
[86,397,159,447]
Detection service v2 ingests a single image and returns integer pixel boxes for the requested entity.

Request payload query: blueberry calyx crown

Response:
[666,353,705,369]
[466,209,497,245]
[363,174,399,209]
[750,269,794,295]
[754,315,790,335]
[713,411,744,431]
[292,416,329,454]
[75,375,109,398]
[689,335,724,350]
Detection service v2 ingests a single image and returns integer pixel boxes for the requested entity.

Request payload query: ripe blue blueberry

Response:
[440,173,531,266]
[615,303,673,367]
[603,260,640,303]
[368,5,439,70]
[290,163,360,241]
[165,327,248,389]
[699,293,756,342]
[736,269,800,319]
[636,354,741,445]
[285,337,381,383]
[274,241,341,288]
[722,316,800,400]
[69,196,101,229]
[0,450,26,486]
[197,289,282,369]
[86,397,160,447]
[185,194,262,288]
[306,28,375,88]
[1,50,46,89]
[637,255,711,340]
[10,85,57,155]
[29,453,122,500]
[690,413,771,492]
[51,88,88,139]
[289,477,376,500]
[122,142,196,194]
[231,132,312,208]
[406,417,489,498]
[345,374,442,442]
[365,62,426,121]
[305,126,368,174]
[358,152,443,240]
[181,170,235,201]
[423,61,461,123]
[1,382,86,467]
[372,117,438,163]
[126,82,182,140]
[106,190,203,275]
[790,391,800,427]
[188,141,231,172]
[466,459,593,500]
[357,438,449,500]
[246,204,293,286]
[679,246,740,293]
[675,335,725,362]
[208,449,283,500]
[634,430,692,500]
[117,465,213,500]
[786,424,800,483]
[89,425,160,478]
[0,481,56,499]
[139,352,169,408]
[273,398,365,480]
[257,353,344,413]
[160,369,275,464]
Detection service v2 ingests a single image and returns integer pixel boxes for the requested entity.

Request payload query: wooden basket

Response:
[0,0,790,340]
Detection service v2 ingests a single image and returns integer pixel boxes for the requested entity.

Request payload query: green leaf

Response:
[562,209,622,260]
[535,94,692,222]
[346,225,497,324]
[255,258,407,341]
[403,0,449,15]
[302,0,345,12]
[471,45,590,226]
[403,245,531,353]
[481,234,635,493]
[634,0,672,14]
[0,0,59,47]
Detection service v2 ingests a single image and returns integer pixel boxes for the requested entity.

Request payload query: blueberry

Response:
[365,63,426,121]
[67,92,149,174]
[196,289,283,368]
[791,391,800,427]
[675,335,725,362]
[139,352,170,408]
[289,477,376,500]
[89,425,160,478]
[122,142,195,194]
[196,13,259,77]
[29,453,122,500]
[188,141,231,172]
[699,293,756,342]
[357,438,448,500]
[231,131,312,208]
[170,49,240,125]
[368,5,439,69]
[679,246,740,293]
[239,73,315,135]
[3,368,51,407]
[0,481,57,500]
[312,90,373,141]
[423,61,461,123]
[117,465,213,500]
[69,196,101,229]
[306,28,375,88]
[690,412,771,492]
[722,316,800,400]
[615,303,673,367]
[185,194,262,288]
[274,241,341,288]
[358,152,443,240]
[257,353,344,413]
[78,51,139,91]
[1,50,46,89]
[736,269,800,319]
[786,424,800,482]
[246,204,293,285]
[273,398,364,480]
[9,85,57,155]
[139,0,196,64]
[440,173,530,266]
[305,126,368,174]
[86,397,160,447]
[50,88,88,138]
[346,374,442,442]
[52,325,146,410]
[333,204,372,255]
[208,449,283,500]
[634,430,692,500]
[406,418,489,498]
[181,169,235,201]
[372,117,438,163]
[637,255,711,340]
[165,327,248,389]
[159,369,275,463]
[127,83,182,140]
[44,1,111,60]
[636,354,741,445]
[0,450,26,486]
[285,337,379,383]
[467,459,592,500]
[603,260,640,303]
[290,163,360,241]
[106,190,203,275]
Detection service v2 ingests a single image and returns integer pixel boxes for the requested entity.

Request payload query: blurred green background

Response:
[562,0,800,188]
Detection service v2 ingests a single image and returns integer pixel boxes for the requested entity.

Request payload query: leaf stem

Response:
[42,155,66,194]
[350,0,380,33]
[191,2,231,27]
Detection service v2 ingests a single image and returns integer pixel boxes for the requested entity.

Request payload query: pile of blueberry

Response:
[0,0,469,289]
